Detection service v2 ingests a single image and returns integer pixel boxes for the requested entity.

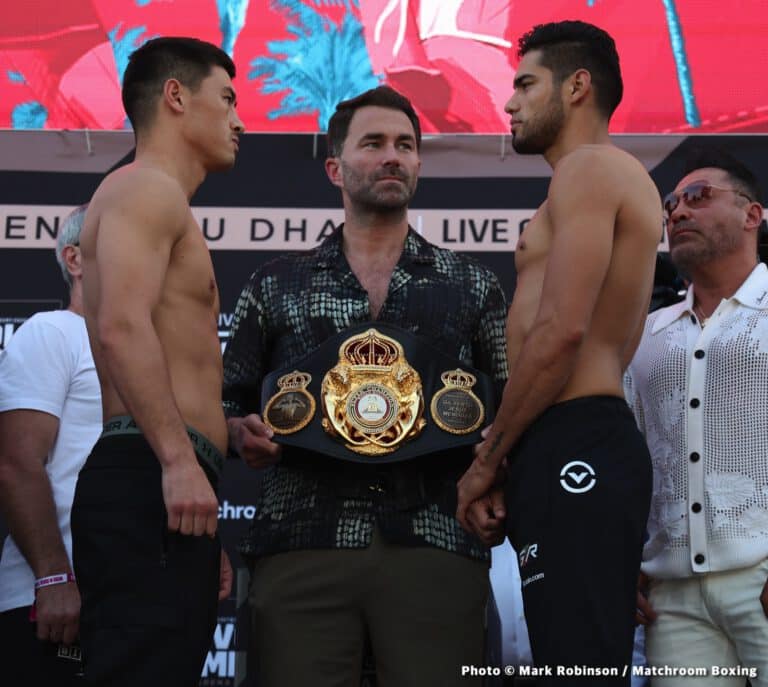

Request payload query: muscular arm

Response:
[88,178,217,535]
[484,153,619,461]
[0,410,79,643]
[458,151,623,525]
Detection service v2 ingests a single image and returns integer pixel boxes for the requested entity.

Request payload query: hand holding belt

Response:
[260,322,496,464]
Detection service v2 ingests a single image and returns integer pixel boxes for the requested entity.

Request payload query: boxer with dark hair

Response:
[458,21,662,684]
[71,36,244,686]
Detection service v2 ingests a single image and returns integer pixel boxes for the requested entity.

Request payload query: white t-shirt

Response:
[0,310,101,612]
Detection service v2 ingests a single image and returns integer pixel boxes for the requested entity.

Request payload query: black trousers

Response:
[0,605,83,686]
[505,396,652,686]
[71,434,221,687]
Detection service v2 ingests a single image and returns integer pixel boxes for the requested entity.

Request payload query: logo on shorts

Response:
[518,543,538,568]
[559,460,597,494]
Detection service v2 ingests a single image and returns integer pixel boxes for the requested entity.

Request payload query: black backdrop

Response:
[1,133,767,685]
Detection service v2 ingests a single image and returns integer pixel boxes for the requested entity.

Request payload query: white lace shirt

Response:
[626,262,768,579]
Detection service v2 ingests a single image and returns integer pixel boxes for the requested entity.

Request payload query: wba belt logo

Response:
[321,328,425,456]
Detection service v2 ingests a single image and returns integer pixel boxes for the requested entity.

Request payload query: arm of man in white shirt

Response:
[0,410,80,645]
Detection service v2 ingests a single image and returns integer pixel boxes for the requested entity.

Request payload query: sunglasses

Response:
[663,182,752,216]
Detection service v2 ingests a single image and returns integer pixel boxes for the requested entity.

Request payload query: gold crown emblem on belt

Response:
[263,370,316,434]
[321,328,426,455]
[430,368,484,434]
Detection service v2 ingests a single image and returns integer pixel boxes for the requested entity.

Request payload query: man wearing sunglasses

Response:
[457,20,662,684]
[627,149,768,685]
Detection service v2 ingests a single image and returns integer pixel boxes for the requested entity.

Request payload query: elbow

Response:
[559,325,586,353]
[534,315,585,355]
[96,315,143,357]
[96,320,123,354]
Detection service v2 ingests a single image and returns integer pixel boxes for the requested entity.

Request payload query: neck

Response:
[341,205,410,262]
[67,282,84,316]
[544,117,611,168]
[134,133,206,200]
[690,254,758,315]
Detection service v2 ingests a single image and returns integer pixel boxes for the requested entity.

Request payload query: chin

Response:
[511,137,541,155]
[208,156,236,172]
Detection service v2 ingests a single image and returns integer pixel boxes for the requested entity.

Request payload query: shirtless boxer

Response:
[70,37,244,687]
[457,21,662,684]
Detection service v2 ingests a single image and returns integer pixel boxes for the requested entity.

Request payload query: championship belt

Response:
[261,322,496,464]
[320,328,425,456]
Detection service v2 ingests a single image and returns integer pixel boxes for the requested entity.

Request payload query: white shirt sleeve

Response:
[0,314,75,418]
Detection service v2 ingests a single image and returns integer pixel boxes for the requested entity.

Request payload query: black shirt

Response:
[223,226,508,560]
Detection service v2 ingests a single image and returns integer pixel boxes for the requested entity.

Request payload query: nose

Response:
[666,201,692,233]
[504,94,518,114]
[667,194,691,224]
[381,142,403,166]
[231,109,245,134]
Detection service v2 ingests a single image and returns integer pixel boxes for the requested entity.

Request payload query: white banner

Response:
[0,205,681,252]
[1,205,533,252]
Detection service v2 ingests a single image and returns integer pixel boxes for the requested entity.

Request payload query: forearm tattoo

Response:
[482,432,504,464]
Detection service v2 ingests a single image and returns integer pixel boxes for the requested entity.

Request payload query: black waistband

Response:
[261,322,496,464]
[101,416,225,480]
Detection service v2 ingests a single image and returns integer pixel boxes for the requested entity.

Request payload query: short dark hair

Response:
[122,37,236,133]
[326,86,421,157]
[682,147,763,205]
[518,20,623,119]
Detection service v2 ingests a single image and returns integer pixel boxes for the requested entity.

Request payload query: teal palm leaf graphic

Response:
[217,0,250,56]
[108,23,149,84]
[250,0,381,129]
[587,0,700,127]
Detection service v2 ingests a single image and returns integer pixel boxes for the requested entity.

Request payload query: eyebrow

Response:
[513,73,534,89]
[359,132,416,144]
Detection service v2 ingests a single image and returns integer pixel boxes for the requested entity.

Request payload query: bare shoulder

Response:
[553,145,651,189]
[550,145,660,217]
[88,164,190,242]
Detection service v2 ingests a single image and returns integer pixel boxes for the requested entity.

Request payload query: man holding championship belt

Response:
[223,85,508,687]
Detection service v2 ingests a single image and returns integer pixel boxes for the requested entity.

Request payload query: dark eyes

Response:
[363,141,413,151]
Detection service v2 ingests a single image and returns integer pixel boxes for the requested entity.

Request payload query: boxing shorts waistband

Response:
[260,322,496,464]
[101,415,225,480]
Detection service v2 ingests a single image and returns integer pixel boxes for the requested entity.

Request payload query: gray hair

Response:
[56,204,88,289]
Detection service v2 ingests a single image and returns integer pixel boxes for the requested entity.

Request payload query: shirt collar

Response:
[730,262,768,309]
[651,262,768,334]
[313,224,435,270]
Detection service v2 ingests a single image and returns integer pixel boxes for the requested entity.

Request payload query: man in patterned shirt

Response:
[222,85,508,686]
[628,149,768,685]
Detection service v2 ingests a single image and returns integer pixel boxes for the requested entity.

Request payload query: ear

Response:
[162,78,185,114]
[566,68,592,105]
[325,157,343,188]
[61,244,82,280]
[745,201,764,232]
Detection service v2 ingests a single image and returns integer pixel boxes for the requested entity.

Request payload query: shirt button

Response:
[694,553,705,565]
[691,502,702,513]
[690,398,700,408]
[690,452,700,462]
[690,315,697,324]
[694,349,705,359]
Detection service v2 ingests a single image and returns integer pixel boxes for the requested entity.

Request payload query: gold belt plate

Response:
[321,328,426,455]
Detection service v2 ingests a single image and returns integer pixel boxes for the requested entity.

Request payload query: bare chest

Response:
[351,262,396,320]
[515,207,551,278]
[165,224,219,312]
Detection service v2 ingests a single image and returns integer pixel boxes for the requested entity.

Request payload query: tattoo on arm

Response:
[482,432,504,463]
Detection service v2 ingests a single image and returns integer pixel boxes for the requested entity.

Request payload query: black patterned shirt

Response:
[223,226,508,561]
